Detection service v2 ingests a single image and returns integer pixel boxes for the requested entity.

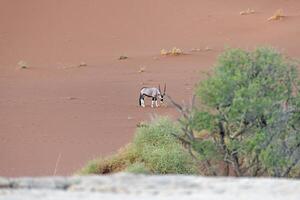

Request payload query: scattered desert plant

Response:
[78,62,87,67]
[17,60,28,69]
[190,48,201,52]
[240,8,255,15]
[170,47,300,177]
[138,66,146,73]
[136,121,149,128]
[268,9,285,21]
[190,47,212,52]
[160,47,183,56]
[160,49,168,56]
[204,47,212,51]
[119,55,128,60]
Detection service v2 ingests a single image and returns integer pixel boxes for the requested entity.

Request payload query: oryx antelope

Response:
[139,84,166,108]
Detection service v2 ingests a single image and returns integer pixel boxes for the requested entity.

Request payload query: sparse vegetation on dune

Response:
[138,66,146,73]
[160,47,183,56]
[17,60,28,69]
[80,47,300,178]
[78,117,198,175]
[78,62,87,67]
[238,8,287,22]
[268,9,285,21]
[239,8,255,15]
[190,47,213,52]
[119,55,128,60]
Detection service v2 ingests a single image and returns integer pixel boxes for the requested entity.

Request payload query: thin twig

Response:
[166,95,189,119]
[53,153,62,176]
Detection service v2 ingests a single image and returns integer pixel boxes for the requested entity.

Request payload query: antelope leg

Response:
[141,99,145,107]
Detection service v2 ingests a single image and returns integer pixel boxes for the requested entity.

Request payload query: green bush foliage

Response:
[125,162,151,174]
[177,47,300,177]
[78,159,102,175]
[133,117,198,174]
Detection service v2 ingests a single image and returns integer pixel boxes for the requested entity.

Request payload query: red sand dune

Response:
[1,0,300,177]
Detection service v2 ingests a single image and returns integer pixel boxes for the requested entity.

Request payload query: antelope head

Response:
[158,83,166,102]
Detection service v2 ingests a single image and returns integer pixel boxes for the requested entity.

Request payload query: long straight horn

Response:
[158,84,161,93]
[164,83,166,94]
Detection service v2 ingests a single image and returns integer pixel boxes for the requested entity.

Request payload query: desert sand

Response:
[1,0,300,176]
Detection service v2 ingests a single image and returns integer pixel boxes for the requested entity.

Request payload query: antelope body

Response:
[139,84,166,108]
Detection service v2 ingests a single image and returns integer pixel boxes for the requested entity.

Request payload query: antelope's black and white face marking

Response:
[159,94,165,102]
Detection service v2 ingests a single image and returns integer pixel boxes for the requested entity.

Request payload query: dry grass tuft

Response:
[136,121,148,128]
[17,60,28,69]
[267,9,285,21]
[240,8,255,15]
[190,47,212,52]
[160,49,168,55]
[160,47,183,56]
[78,62,87,67]
[119,55,128,60]
[138,66,146,73]
[204,46,212,51]
[190,48,201,52]
[77,144,138,175]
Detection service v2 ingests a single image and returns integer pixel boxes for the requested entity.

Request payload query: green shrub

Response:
[176,47,300,177]
[126,162,151,174]
[133,117,198,174]
[78,158,102,175]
